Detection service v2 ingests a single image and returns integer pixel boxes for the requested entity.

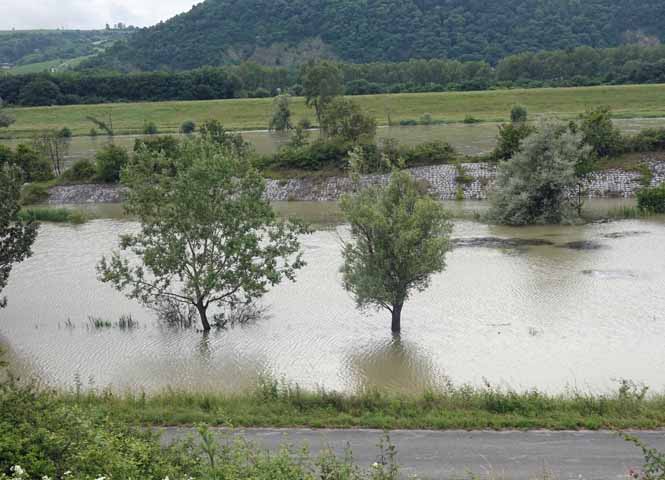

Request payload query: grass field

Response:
[7,55,92,75]
[64,381,665,430]
[5,83,665,139]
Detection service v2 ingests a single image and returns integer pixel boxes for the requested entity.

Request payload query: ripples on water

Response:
[1,203,665,395]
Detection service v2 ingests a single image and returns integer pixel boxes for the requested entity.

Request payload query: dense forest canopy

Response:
[80,0,665,71]
[3,45,665,107]
[0,29,132,67]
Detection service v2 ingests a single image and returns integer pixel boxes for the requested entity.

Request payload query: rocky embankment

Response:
[47,160,665,204]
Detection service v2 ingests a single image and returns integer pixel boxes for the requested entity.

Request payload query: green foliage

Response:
[143,120,159,135]
[625,128,665,153]
[58,126,72,138]
[31,130,69,176]
[510,104,528,123]
[18,78,61,106]
[302,61,344,125]
[0,165,39,307]
[491,122,537,162]
[97,137,308,331]
[489,121,590,225]
[268,94,293,132]
[463,115,481,124]
[60,159,97,183]
[18,207,87,224]
[180,120,196,134]
[7,144,53,182]
[95,144,129,183]
[340,170,452,331]
[198,120,248,155]
[402,141,455,167]
[0,98,14,129]
[134,135,181,159]
[20,183,50,205]
[270,139,350,171]
[320,97,377,143]
[637,184,665,214]
[578,106,625,158]
[80,0,665,70]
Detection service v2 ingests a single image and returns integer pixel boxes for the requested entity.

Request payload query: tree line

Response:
[5,45,665,107]
[80,0,665,70]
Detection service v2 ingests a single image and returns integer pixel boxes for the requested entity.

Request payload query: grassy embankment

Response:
[61,381,665,430]
[5,83,665,138]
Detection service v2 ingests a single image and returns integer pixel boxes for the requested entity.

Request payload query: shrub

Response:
[12,144,53,182]
[578,106,625,158]
[463,115,481,124]
[61,159,96,183]
[143,121,159,135]
[134,135,181,158]
[20,183,50,205]
[252,87,271,98]
[180,120,196,134]
[402,141,455,167]
[89,128,98,137]
[637,183,665,214]
[625,128,665,152]
[510,104,528,123]
[58,127,72,138]
[492,122,536,162]
[95,144,129,183]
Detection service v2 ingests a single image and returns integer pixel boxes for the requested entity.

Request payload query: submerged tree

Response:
[0,165,39,308]
[488,121,590,225]
[97,137,307,331]
[340,170,452,333]
[269,94,293,132]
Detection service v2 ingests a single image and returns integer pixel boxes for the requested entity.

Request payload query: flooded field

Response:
[3,118,665,167]
[1,200,664,395]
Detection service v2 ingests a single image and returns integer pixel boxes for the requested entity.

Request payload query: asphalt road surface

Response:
[158,427,665,479]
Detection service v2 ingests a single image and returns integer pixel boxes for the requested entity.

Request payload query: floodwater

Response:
[3,117,665,166]
[1,200,664,395]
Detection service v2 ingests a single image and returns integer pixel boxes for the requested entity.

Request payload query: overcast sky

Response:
[1,0,198,30]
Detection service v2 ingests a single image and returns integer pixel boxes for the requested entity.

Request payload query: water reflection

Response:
[0,204,664,394]
[344,335,449,393]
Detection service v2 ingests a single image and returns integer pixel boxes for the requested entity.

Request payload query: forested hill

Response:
[81,0,665,71]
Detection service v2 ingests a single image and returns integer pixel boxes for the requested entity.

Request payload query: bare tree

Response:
[32,130,69,176]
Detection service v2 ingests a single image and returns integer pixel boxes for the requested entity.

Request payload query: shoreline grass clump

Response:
[18,207,87,224]
[60,378,665,430]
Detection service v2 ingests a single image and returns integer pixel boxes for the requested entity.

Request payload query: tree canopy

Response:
[0,165,39,308]
[80,0,665,71]
[340,170,452,332]
[97,136,307,331]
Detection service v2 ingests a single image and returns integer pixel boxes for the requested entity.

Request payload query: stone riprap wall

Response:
[47,161,665,204]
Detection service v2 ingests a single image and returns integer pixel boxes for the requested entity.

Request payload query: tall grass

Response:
[18,207,87,224]
[64,378,665,430]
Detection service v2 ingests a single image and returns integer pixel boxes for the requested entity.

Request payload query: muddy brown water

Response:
[1,200,664,394]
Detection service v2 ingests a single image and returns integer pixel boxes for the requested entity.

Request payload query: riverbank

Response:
[60,383,665,430]
[44,158,665,204]
[5,83,665,138]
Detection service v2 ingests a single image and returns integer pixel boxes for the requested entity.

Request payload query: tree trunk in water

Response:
[391,304,403,333]
[196,302,211,332]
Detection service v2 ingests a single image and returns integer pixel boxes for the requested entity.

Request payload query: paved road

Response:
[159,427,665,479]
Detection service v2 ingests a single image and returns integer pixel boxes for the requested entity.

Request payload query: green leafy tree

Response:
[18,79,61,106]
[13,144,53,182]
[492,122,536,162]
[97,137,307,331]
[269,95,293,132]
[32,130,69,176]
[340,170,452,332]
[95,144,129,183]
[320,97,377,143]
[0,165,39,308]
[578,106,624,158]
[301,61,344,129]
[489,121,590,225]
[0,98,14,129]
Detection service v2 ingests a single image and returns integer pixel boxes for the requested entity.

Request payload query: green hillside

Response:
[81,0,665,71]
